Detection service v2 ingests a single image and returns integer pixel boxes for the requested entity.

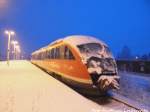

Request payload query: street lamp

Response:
[15,45,21,60]
[11,40,18,60]
[5,30,15,65]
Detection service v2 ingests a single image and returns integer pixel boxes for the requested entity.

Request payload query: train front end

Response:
[77,40,119,92]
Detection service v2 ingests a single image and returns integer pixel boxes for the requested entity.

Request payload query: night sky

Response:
[0,0,150,58]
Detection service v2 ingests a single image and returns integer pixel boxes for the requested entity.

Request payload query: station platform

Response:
[0,60,117,112]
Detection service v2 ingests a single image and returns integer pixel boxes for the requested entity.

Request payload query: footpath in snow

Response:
[0,60,125,112]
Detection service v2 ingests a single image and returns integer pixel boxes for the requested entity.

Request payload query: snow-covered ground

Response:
[0,60,132,112]
[113,71,150,111]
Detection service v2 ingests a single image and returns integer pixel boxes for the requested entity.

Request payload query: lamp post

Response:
[15,45,21,60]
[11,40,18,60]
[5,30,15,66]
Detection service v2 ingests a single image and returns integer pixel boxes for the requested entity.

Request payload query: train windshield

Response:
[77,43,113,58]
[104,46,112,57]
[77,43,103,55]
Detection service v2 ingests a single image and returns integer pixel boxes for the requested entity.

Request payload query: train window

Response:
[51,48,54,59]
[37,54,39,60]
[33,55,35,59]
[33,55,36,60]
[48,50,51,59]
[78,43,102,53]
[41,52,44,59]
[64,46,75,60]
[41,52,43,59]
[48,48,59,59]
[55,47,60,59]
[37,53,40,60]
[38,53,40,60]
[46,51,48,59]
[31,55,34,59]
[77,43,102,55]
[104,46,112,57]
[43,51,47,59]
[40,53,42,59]
[54,48,56,59]
[60,46,65,59]
[41,53,43,59]
[46,46,74,60]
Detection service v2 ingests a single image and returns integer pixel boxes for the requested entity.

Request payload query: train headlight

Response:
[81,57,87,64]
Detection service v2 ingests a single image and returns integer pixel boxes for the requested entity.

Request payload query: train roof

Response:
[63,35,107,46]
[32,35,107,55]
[47,35,107,47]
[31,46,47,55]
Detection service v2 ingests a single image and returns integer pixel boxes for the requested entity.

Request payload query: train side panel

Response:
[31,42,93,88]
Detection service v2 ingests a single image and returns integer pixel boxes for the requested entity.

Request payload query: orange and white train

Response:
[31,35,119,95]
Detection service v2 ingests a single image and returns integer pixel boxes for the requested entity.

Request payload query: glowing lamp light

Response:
[11,40,18,45]
[5,30,15,35]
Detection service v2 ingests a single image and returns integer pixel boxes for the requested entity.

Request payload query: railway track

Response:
[72,87,149,112]
[86,91,150,112]
[86,94,145,112]
[108,92,150,112]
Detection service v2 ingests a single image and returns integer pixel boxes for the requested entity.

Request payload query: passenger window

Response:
[46,51,49,59]
[51,49,54,59]
[44,51,47,59]
[38,54,40,60]
[41,52,44,59]
[42,52,44,59]
[45,46,74,60]
[48,50,51,59]
[55,47,60,59]
[41,52,43,59]
[53,48,56,59]
[64,46,75,60]
[49,48,58,59]
[60,46,65,59]
[38,53,40,60]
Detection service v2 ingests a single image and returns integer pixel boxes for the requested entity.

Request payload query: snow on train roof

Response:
[63,35,107,46]
[32,46,47,55]
[48,35,107,47]
[32,35,107,55]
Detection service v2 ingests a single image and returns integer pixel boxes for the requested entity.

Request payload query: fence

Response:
[116,60,150,74]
